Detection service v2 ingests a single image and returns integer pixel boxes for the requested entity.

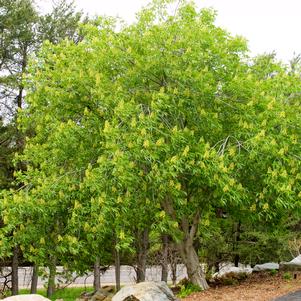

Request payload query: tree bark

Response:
[233,220,241,267]
[161,234,169,282]
[136,228,149,283]
[169,242,178,285]
[177,236,209,290]
[162,198,209,289]
[93,257,101,291]
[16,47,27,110]
[47,256,56,298]
[171,261,177,286]
[30,264,39,294]
[114,248,121,291]
[11,246,19,295]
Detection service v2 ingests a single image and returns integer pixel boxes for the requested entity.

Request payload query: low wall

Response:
[0,265,188,289]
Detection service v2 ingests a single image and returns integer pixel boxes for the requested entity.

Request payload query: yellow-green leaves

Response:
[6,0,300,273]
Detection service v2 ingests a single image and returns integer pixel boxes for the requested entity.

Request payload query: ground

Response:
[182,272,301,301]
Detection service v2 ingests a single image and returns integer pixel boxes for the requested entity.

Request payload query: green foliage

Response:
[37,0,84,45]
[0,0,91,295]
[0,0,84,118]
[0,0,37,117]
[1,0,301,289]
[270,269,278,276]
[178,281,202,298]
[283,272,293,280]
[238,229,293,265]
[19,287,94,301]
[0,122,19,189]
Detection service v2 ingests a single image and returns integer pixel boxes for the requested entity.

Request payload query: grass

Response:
[19,287,94,301]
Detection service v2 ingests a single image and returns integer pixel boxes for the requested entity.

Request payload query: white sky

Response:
[38,0,301,62]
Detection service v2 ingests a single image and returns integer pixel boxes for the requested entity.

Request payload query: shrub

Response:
[283,272,293,280]
[270,269,278,276]
[177,279,202,298]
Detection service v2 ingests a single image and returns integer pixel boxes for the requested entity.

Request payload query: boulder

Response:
[3,295,51,301]
[76,288,114,301]
[213,266,252,278]
[280,263,301,272]
[253,263,279,272]
[290,255,301,265]
[91,288,114,301]
[280,255,301,272]
[112,282,178,301]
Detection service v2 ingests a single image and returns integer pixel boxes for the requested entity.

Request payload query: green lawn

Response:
[19,287,94,301]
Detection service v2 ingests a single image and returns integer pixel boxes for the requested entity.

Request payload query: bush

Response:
[270,269,278,276]
[177,279,202,298]
[283,272,293,280]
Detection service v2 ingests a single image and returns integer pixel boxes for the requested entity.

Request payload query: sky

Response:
[37,0,301,62]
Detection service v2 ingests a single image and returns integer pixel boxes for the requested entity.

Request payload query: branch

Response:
[217,135,230,155]
[161,196,177,221]
[189,209,200,240]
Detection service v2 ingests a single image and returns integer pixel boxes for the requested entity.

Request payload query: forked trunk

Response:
[161,199,208,289]
[177,237,209,290]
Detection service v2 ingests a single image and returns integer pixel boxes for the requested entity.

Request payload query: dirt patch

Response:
[182,272,301,301]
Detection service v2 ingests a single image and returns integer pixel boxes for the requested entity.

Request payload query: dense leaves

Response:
[0,0,300,291]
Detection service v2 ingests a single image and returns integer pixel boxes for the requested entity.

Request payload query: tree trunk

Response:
[234,220,241,267]
[177,237,209,290]
[171,262,177,286]
[162,199,208,289]
[161,234,168,282]
[93,257,101,291]
[30,264,39,294]
[16,48,27,110]
[136,228,149,283]
[47,257,56,298]
[114,248,121,291]
[11,246,19,295]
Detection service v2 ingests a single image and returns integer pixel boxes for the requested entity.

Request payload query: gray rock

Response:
[213,266,252,278]
[112,282,178,301]
[253,263,279,272]
[91,289,113,301]
[3,295,51,301]
[289,255,301,265]
[280,263,301,272]
[76,288,114,301]
[280,255,301,272]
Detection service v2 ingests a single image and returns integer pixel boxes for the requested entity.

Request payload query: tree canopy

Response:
[0,0,300,292]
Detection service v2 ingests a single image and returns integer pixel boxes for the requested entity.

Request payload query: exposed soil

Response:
[182,272,301,301]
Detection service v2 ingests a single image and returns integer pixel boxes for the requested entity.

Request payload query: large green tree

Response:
[2,0,300,291]
[0,0,85,295]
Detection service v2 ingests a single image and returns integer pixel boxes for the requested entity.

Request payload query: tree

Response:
[0,0,83,119]
[0,0,85,295]
[37,0,84,45]
[4,0,301,291]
